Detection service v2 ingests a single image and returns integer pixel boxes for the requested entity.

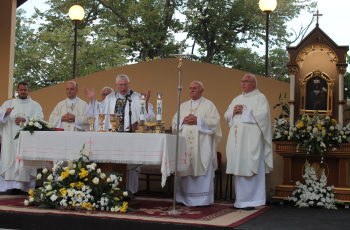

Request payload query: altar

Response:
[15,131,188,187]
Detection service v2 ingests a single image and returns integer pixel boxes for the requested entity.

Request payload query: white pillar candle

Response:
[140,94,146,122]
[157,99,162,122]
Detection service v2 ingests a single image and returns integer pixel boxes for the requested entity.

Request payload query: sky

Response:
[19,0,350,63]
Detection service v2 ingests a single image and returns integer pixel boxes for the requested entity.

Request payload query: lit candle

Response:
[157,93,163,123]
[140,93,146,122]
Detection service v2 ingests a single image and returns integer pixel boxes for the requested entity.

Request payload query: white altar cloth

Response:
[15,131,188,187]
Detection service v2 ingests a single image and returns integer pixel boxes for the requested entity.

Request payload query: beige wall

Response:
[27,59,290,196]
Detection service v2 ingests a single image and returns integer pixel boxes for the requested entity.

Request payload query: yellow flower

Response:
[328,133,332,136]
[70,183,76,188]
[72,204,76,207]
[85,178,88,181]
[78,194,81,197]
[76,182,84,189]
[331,119,337,125]
[28,189,34,196]
[303,129,306,133]
[79,168,89,179]
[317,124,322,130]
[61,169,70,179]
[297,121,304,128]
[60,188,67,196]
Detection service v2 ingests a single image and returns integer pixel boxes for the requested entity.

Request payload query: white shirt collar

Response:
[243,89,257,96]
[67,97,78,103]
[191,96,203,106]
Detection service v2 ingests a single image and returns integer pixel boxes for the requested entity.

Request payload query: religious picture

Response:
[305,78,328,111]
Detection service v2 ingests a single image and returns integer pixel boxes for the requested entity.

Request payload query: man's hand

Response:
[183,114,197,125]
[62,113,75,122]
[5,107,14,117]
[15,117,25,125]
[82,87,96,102]
[233,105,244,116]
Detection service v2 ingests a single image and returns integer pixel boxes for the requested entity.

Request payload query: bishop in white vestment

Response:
[49,81,89,131]
[0,82,44,193]
[83,74,155,193]
[173,81,222,206]
[225,74,273,210]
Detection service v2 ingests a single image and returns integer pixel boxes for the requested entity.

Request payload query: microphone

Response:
[125,95,132,102]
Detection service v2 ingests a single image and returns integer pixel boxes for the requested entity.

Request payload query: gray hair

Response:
[243,74,257,87]
[116,74,130,84]
[101,86,114,94]
[191,81,204,90]
[67,81,78,89]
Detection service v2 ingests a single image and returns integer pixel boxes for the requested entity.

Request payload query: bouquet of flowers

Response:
[24,144,135,212]
[288,113,342,158]
[341,122,350,142]
[14,117,55,139]
[272,118,290,141]
[286,160,343,209]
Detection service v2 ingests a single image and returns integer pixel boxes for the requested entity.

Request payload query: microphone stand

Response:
[126,95,133,133]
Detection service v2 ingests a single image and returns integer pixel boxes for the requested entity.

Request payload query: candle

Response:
[157,93,163,123]
[140,93,146,122]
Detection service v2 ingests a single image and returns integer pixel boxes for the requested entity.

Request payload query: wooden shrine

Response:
[273,13,350,204]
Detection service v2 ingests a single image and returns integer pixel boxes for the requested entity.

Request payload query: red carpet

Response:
[0,195,272,228]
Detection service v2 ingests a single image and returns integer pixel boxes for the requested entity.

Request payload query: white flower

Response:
[47,174,54,181]
[50,194,58,202]
[58,176,63,181]
[86,165,95,171]
[24,200,29,206]
[284,131,289,135]
[29,197,34,202]
[312,127,318,133]
[107,178,111,183]
[288,136,291,140]
[97,168,101,174]
[123,191,128,196]
[92,177,99,184]
[330,126,334,130]
[46,123,51,128]
[73,164,76,169]
[36,173,42,180]
[115,206,120,212]
[42,168,48,174]
[68,190,75,197]
[69,170,75,175]
[100,173,106,179]
[91,163,97,168]
[86,151,90,157]
[46,185,52,191]
[28,121,34,126]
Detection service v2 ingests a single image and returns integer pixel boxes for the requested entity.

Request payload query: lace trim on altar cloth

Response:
[176,189,214,197]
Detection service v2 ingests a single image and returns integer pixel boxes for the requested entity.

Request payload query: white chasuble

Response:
[0,96,43,185]
[49,97,89,131]
[172,98,222,177]
[225,89,273,176]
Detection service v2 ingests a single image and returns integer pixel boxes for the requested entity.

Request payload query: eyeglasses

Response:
[101,93,109,96]
[117,83,129,88]
[241,80,255,83]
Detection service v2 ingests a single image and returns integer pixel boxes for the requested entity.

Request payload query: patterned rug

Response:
[0,195,272,228]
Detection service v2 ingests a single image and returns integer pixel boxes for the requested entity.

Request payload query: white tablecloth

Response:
[15,131,188,187]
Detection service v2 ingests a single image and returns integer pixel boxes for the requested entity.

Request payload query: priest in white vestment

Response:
[49,81,89,132]
[0,82,44,194]
[83,74,155,194]
[93,87,114,131]
[172,81,222,206]
[225,74,273,210]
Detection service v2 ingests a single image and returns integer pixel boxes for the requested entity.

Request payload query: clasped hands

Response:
[233,104,244,116]
[62,113,75,123]
[183,114,197,125]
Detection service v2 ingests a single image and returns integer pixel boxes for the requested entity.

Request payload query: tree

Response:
[182,0,317,69]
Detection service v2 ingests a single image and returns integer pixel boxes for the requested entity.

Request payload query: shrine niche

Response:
[299,68,334,116]
[272,13,350,206]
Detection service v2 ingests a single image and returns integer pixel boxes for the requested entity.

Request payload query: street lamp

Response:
[69,5,85,79]
[259,0,277,78]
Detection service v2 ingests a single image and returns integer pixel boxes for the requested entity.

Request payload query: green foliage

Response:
[273,92,290,119]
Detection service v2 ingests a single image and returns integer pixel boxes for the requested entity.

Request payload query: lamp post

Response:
[259,0,277,78]
[69,5,85,79]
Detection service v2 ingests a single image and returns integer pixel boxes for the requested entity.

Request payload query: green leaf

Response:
[45,191,54,196]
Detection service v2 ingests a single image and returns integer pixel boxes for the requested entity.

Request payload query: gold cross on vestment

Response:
[313,9,323,26]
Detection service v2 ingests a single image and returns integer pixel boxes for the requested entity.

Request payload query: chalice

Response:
[87,117,96,132]
[109,114,118,132]
[98,114,106,132]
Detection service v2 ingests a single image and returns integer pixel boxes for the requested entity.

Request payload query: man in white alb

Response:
[49,81,89,131]
[92,87,115,131]
[0,82,44,194]
[82,74,155,193]
[172,81,222,206]
[225,74,273,210]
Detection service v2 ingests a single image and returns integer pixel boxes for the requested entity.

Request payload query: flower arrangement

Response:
[286,160,343,209]
[341,122,350,142]
[272,93,291,141]
[24,144,135,212]
[289,113,342,158]
[15,117,55,139]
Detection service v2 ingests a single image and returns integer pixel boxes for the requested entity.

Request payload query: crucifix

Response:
[313,9,323,27]
[167,45,194,216]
